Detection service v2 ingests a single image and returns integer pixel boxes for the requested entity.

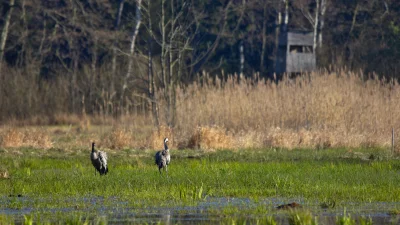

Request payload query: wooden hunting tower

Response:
[276,30,316,74]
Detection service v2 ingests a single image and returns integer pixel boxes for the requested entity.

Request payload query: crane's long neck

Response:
[92,143,95,153]
[164,142,169,151]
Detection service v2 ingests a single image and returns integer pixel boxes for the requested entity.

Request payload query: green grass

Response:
[0,147,399,224]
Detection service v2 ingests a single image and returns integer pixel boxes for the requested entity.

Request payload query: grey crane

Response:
[90,142,108,175]
[155,138,170,174]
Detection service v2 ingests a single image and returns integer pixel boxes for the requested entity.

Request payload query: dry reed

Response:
[0,128,53,149]
[1,69,400,150]
[158,69,400,149]
[104,127,132,149]
[187,126,235,151]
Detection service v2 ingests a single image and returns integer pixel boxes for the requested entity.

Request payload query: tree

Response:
[0,0,15,77]
[121,0,142,107]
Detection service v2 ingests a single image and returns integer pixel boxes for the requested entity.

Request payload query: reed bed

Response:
[168,69,400,150]
[1,69,400,150]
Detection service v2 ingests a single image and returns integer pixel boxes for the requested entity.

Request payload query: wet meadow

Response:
[1,142,400,224]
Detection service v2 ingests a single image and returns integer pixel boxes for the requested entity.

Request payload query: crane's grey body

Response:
[90,142,108,175]
[155,138,170,174]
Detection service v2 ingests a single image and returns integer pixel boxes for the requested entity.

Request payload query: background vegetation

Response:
[1,70,399,151]
[0,0,399,130]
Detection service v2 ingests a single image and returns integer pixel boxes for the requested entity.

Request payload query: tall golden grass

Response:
[160,69,400,149]
[0,127,53,149]
[1,69,400,150]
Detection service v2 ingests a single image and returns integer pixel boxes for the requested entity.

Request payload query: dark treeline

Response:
[0,0,399,124]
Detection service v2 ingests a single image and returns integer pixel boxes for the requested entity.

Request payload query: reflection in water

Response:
[0,196,400,224]
[161,209,171,225]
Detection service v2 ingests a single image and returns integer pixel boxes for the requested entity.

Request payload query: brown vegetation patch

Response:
[104,127,132,149]
[0,171,9,179]
[234,130,265,149]
[263,127,387,149]
[0,128,24,148]
[187,126,235,151]
[0,128,53,149]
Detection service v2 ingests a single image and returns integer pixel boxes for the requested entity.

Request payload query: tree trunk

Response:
[147,0,159,127]
[313,0,320,53]
[71,51,78,114]
[0,0,15,77]
[70,1,78,114]
[318,0,326,48]
[90,36,98,111]
[121,0,142,107]
[17,0,27,67]
[167,0,176,127]
[38,18,47,63]
[160,0,169,126]
[349,3,359,36]
[273,0,283,74]
[260,2,268,73]
[111,0,125,95]
[283,0,289,32]
[239,40,244,76]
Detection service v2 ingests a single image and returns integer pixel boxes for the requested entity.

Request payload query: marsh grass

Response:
[288,210,317,225]
[0,147,400,224]
[0,213,379,225]
[336,209,373,225]
[0,148,399,208]
[0,146,399,224]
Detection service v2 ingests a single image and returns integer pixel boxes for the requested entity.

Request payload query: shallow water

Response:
[1,196,400,224]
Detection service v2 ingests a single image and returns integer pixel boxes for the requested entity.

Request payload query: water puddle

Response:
[1,196,400,224]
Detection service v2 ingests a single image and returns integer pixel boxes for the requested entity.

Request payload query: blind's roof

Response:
[279,30,314,46]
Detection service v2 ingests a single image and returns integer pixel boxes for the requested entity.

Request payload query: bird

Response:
[155,138,170,174]
[276,202,302,210]
[90,142,108,175]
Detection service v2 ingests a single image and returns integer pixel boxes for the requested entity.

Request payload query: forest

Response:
[0,0,399,127]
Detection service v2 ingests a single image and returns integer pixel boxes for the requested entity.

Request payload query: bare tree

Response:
[313,0,320,52]
[297,0,328,52]
[260,0,269,73]
[274,0,288,73]
[0,0,15,77]
[239,40,244,76]
[148,0,200,127]
[111,0,125,94]
[318,0,327,47]
[144,0,159,127]
[189,0,232,76]
[237,0,246,76]
[283,0,289,32]
[121,0,143,107]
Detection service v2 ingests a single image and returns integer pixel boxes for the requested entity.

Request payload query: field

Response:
[1,70,400,224]
[0,129,400,224]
